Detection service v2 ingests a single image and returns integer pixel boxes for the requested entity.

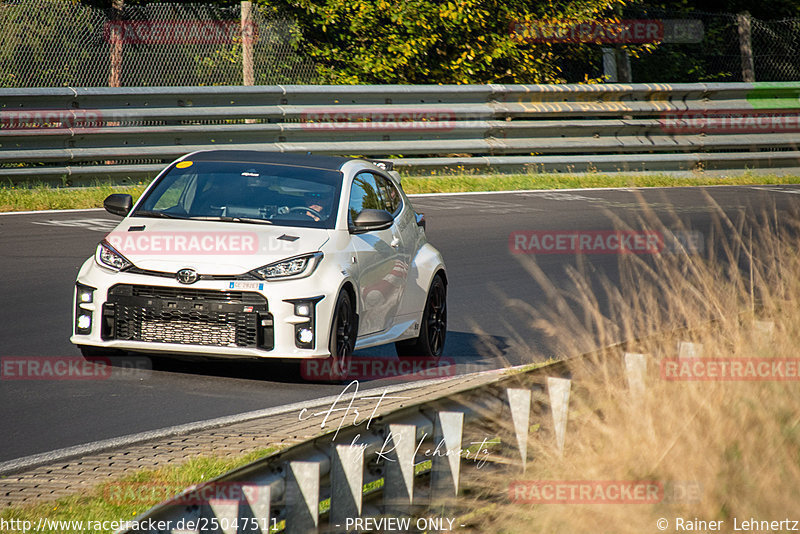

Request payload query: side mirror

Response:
[351,209,393,233]
[415,212,426,231]
[104,194,133,217]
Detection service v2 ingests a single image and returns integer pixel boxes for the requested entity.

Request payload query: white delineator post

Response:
[430,411,464,501]
[547,377,571,456]
[506,388,532,470]
[624,352,648,403]
[678,341,703,359]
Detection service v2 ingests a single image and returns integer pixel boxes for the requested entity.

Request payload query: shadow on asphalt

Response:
[91,330,511,385]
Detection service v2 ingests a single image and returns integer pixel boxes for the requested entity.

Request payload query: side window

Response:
[149,172,195,212]
[348,173,383,223]
[375,174,403,216]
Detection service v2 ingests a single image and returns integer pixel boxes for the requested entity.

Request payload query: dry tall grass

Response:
[465,195,800,533]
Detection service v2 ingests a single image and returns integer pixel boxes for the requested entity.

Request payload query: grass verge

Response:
[0,448,277,534]
[455,197,800,532]
[2,173,800,212]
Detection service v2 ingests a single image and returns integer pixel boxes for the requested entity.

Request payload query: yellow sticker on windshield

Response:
[176,160,193,169]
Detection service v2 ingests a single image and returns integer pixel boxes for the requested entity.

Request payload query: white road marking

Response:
[31,218,117,232]
[0,207,104,216]
[411,197,543,214]
[516,191,605,202]
[749,186,800,194]
[408,186,639,198]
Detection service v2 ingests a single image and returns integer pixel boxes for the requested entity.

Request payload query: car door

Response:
[348,172,404,335]
[372,171,413,315]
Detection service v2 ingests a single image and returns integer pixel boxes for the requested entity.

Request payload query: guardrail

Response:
[115,359,572,534]
[1,83,799,185]
[113,328,746,534]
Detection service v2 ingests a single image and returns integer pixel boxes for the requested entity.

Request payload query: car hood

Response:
[105,218,331,275]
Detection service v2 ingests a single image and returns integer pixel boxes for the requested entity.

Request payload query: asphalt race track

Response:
[1,185,798,463]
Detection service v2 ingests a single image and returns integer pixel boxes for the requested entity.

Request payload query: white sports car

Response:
[70,150,447,379]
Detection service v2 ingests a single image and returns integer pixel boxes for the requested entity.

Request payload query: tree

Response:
[258,0,630,84]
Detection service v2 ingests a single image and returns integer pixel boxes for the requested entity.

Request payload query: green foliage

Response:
[258,0,629,84]
[0,0,105,87]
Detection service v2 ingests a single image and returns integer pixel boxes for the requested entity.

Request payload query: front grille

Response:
[141,320,237,346]
[123,285,265,304]
[103,284,271,349]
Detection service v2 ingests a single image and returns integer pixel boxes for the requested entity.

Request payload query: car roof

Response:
[187,150,350,171]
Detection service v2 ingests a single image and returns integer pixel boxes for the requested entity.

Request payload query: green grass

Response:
[0,448,277,534]
[0,182,149,213]
[2,173,800,213]
[400,172,800,193]
[0,444,491,533]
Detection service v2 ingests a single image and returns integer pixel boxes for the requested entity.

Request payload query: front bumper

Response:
[70,259,335,359]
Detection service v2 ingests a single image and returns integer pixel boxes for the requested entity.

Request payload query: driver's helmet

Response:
[303,191,330,218]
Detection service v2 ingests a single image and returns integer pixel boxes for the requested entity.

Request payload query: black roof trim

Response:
[186,150,350,171]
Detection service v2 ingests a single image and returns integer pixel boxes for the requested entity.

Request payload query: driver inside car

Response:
[302,193,329,221]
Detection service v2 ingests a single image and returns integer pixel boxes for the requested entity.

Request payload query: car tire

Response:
[326,290,357,381]
[395,273,446,359]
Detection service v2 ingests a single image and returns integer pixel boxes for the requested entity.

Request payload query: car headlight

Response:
[95,240,132,271]
[251,252,323,280]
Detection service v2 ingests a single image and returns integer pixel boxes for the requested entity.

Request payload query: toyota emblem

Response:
[176,268,198,284]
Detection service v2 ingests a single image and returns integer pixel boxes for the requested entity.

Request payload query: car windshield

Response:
[133,159,342,229]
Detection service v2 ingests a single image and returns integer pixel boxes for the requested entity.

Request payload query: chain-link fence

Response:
[626,9,744,83]
[0,0,318,87]
[752,18,800,82]
[0,0,797,86]
[557,8,800,83]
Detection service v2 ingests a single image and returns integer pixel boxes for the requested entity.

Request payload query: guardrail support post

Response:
[330,445,364,527]
[506,388,532,470]
[430,411,464,501]
[286,461,321,534]
[624,353,648,402]
[547,377,571,456]
[199,483,270,534]
[383,424,417,513]
[202,499,238,534]
[240,484,272,534]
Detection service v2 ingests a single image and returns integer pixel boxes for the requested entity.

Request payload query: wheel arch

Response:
[396,242,446,319]
[338,279,360,332]
[434,267,448,287]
